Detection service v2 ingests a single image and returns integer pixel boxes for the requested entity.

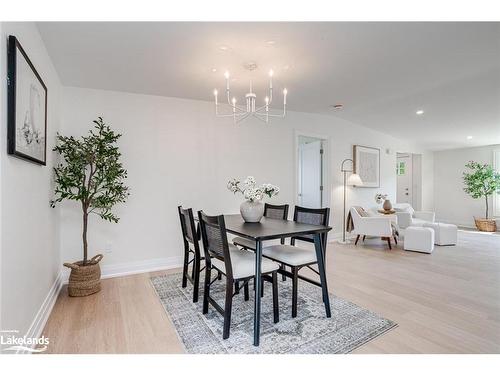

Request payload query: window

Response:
[396,161,406,176]
[494,150,500,217]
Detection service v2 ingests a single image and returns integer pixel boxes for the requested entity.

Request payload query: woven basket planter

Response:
[64,254,103,297]
[474,218,497,232]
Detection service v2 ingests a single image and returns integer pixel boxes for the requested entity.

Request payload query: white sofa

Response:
[393,203,435,229]
[350,207,396,249]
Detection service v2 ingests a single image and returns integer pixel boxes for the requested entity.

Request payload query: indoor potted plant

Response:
[463,161,500,232]
[227,176,279,222]
[51,117,129,296]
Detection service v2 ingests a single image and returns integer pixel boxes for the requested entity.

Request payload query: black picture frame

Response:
[7,35,48,165]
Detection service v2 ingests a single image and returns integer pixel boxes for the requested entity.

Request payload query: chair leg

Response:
[181,245,189,288]
[218,271,222,280]
[393,235,398,245]
[191,253,196,280]
[291,266,298,318]
[235,281,240,295]
[261,281,264,297]
[244,281,249,301]
[362,235,366,242]
[272,271,279,323]
[202,266,211,314]
[281,264,286,281]
[386,237,392,250]
[192,252,200,303]
[222,278,234,340]
[355,235,360,245]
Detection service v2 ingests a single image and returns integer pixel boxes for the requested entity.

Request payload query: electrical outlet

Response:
[105,241,113,253]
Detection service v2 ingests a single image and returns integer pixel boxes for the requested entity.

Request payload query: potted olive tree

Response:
[463,161,500,232]
[51,117,129,296]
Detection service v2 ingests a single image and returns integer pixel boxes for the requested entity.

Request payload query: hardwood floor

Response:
[41,230,500,354]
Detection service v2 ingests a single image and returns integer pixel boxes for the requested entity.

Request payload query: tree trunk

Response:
[485,195,489,219]
[82,210,88,264]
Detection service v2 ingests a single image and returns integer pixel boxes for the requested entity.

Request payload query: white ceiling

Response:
[37,22,500,150]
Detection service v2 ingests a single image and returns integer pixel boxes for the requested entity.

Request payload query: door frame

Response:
[294,130,330,209]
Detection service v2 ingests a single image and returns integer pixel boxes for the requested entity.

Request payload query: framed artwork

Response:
[353,145,380,188]
[7,35,47,165]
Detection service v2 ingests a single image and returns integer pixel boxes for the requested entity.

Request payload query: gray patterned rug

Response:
[150,273,396,354]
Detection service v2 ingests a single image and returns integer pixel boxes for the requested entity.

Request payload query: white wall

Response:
[434,144,500,228]
[0,23,61,339]
[59,86,433,269]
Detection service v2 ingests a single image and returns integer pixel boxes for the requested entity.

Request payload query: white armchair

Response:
[393,203,435,229]
[349,207,396,249]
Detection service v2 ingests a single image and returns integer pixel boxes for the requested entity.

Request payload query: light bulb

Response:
[224,71,230,79]
[213,89,218,96]
[283,88,288,95]
[265,96,269,104]
[269,69,274,77]
[232,97,236,104]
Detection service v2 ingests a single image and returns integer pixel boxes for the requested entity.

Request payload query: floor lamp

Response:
[338,158,363,244]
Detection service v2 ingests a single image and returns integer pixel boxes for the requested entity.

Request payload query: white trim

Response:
[494,150,500,218]
[61,256,183,283]
[19,271,64,354]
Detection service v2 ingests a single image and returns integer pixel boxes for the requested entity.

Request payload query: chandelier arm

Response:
[216,113,239,118]
[235,113,252,124]
[251,114,269,124]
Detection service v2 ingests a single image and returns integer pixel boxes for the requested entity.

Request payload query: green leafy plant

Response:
[51,117,130,264]
[463,161,500,219]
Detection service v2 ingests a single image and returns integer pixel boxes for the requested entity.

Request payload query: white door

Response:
[298,140,322,208]
[396,155,412,204]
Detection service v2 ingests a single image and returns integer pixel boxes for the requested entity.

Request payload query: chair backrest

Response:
[178,206,199,245]
[350,206,366,226]
[197,211,233,278]
[291,206,330,249]
[393,203,415,216]
[264,203,289,220]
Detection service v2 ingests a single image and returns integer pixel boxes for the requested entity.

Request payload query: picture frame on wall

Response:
[7,35,48,165]
[353,145,380,188]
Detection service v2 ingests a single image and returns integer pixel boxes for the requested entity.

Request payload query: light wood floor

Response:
[41,230,500,354]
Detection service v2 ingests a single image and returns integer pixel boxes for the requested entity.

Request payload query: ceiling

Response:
[37,22,500,150]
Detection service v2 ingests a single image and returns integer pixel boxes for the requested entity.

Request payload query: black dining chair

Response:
[178,206,205,303]
[198,210,280,340]
[262,206,330,318]
[233,203,289,284]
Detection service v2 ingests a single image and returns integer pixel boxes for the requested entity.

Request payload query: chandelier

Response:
[213,62,287,124]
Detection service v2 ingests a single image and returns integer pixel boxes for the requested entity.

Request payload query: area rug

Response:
[150,273,397,354]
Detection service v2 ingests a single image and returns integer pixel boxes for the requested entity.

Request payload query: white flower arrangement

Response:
[375,193,388,204]
[227,176,280,202]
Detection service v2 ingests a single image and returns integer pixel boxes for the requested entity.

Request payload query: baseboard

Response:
[437,218,500,231]
[61,256,183,283]
[19,271,64,354]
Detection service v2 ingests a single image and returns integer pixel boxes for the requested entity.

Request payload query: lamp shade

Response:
[347,173,363,186]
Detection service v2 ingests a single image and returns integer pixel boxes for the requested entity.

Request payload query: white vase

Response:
[240,200,264,223]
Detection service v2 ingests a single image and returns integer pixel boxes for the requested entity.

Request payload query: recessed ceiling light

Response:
[331,104,344,110]
[266,40,276,45]
[211,68,217,73]
[467,135,473,140]
[416,110,424,115]
[219,45,230,51]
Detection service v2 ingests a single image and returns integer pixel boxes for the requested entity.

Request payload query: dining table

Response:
[223,214,332,346]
